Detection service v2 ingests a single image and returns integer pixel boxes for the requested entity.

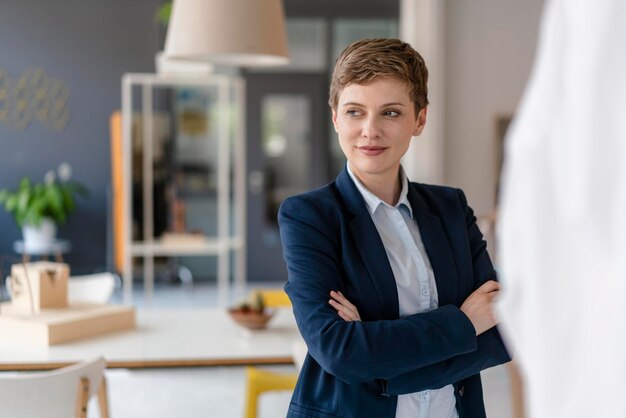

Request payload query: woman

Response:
[278,38,510,418]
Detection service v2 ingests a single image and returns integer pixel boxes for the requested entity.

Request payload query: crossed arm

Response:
[329,282,501,337]
[328,284,509,395]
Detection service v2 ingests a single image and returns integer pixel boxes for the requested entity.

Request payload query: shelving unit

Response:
[121,73,246,305]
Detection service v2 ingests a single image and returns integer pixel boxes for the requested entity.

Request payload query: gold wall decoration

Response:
[0,67,71,131]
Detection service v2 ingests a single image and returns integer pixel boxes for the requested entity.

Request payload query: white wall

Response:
[400,0,445,185]
[0,0,162,273]
[444,0,545,214]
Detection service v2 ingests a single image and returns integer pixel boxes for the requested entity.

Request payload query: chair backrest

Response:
[0,357,106,418]
[258,289,291,308]
[68,273,116,304]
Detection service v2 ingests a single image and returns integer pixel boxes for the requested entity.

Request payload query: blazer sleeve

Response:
[383,189,511,394]
[383,328,510,395]
[457,188,499,289]
[279,194,478,385]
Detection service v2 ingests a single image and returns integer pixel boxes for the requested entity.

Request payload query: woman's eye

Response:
[384,110,400,118]
[347,109,363,117]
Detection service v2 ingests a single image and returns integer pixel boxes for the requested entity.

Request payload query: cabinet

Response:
[120,73,246,305]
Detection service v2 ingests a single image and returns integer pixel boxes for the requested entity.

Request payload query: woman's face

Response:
[332,77,426,183]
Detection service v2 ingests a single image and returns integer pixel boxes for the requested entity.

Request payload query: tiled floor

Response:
[100,281,512,417]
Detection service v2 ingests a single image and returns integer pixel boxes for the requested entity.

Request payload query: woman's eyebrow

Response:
[341,101,407,107]
[341,101,364,107]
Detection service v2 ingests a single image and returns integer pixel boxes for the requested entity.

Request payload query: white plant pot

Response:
[22,218,57,252]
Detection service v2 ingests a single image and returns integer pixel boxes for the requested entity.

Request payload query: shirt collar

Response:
[346,163,413,218]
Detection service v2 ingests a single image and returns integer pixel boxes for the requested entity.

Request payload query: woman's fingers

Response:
[333,291,359,317]
[461,281,500,335]
[337,310,352,322]
[329,290,361,321]
[328,298,358,321]
[330,290,349,304]
[478,280,500,293]
[487,290,500,301]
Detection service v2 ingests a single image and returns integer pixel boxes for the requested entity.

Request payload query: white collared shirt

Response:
[347,164,458,418]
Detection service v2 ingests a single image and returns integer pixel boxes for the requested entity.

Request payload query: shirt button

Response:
[421,288,430,296]
[422,391,430,398]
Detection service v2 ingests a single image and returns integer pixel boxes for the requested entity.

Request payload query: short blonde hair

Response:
[329,38,429,114]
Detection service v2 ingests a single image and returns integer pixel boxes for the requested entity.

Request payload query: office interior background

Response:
[0,0,544,282]
[0,1,544,416]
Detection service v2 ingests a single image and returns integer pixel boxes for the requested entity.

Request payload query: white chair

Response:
[0,357,109,418]
[67,273,117,304]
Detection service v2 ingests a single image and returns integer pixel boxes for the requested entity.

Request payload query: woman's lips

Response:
[358,146,386,156]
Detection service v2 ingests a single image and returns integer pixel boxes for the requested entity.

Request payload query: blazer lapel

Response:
[407,184,459,306]
[335,169,400,319]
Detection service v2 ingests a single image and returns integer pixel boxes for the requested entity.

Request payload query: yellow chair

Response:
[244,367,299,418]
[243,289,300,418]
[258,289,291,308]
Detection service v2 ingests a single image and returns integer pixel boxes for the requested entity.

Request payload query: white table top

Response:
[0,308,300,370]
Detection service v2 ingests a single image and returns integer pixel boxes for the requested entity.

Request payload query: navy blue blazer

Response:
[278,168,511,418]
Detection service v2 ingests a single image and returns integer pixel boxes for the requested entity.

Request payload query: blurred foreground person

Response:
[498,1,626,417]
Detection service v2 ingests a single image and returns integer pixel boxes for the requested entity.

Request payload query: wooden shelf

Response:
[130,238,243,256]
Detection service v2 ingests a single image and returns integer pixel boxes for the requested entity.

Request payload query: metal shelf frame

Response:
[121,73,246,306]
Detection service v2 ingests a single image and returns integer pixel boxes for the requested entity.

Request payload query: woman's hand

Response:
[329,290,361,322]
[460,280,500,335]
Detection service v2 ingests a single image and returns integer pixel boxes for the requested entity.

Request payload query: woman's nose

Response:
[361,116,382,139]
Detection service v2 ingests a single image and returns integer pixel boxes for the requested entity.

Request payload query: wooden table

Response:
[0,308,300,371]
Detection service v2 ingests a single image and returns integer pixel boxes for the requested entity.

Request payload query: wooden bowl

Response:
[227,308,274,330]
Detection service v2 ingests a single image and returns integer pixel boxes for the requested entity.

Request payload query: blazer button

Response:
[458,386,465,397]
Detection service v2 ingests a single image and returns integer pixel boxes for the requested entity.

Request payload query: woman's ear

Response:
[413,107,428,136]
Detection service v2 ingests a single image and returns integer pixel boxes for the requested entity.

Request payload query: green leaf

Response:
[24,198,45,227]
[15,211,26,227]
[4,195,17,212]
[155,2,172,26]
[45,184,65,223]
[65,181,89,198]
[16,187,31,218]
[61,188,75,212]
[18,177,31,192]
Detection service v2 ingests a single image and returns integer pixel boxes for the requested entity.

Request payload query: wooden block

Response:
[9,262,69,313]
[0,302,136,345]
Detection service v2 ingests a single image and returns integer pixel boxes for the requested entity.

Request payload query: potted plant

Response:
[0,163,88,250]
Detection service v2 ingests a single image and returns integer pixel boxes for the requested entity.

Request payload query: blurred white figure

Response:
[497,0,626,417]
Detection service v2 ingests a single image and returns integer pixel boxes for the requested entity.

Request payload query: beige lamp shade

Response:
[164,0,290,67]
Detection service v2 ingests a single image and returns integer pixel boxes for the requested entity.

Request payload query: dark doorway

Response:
[244,73,330,282]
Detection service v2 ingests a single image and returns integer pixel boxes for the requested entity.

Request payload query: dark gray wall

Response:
[0,0,162,273]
